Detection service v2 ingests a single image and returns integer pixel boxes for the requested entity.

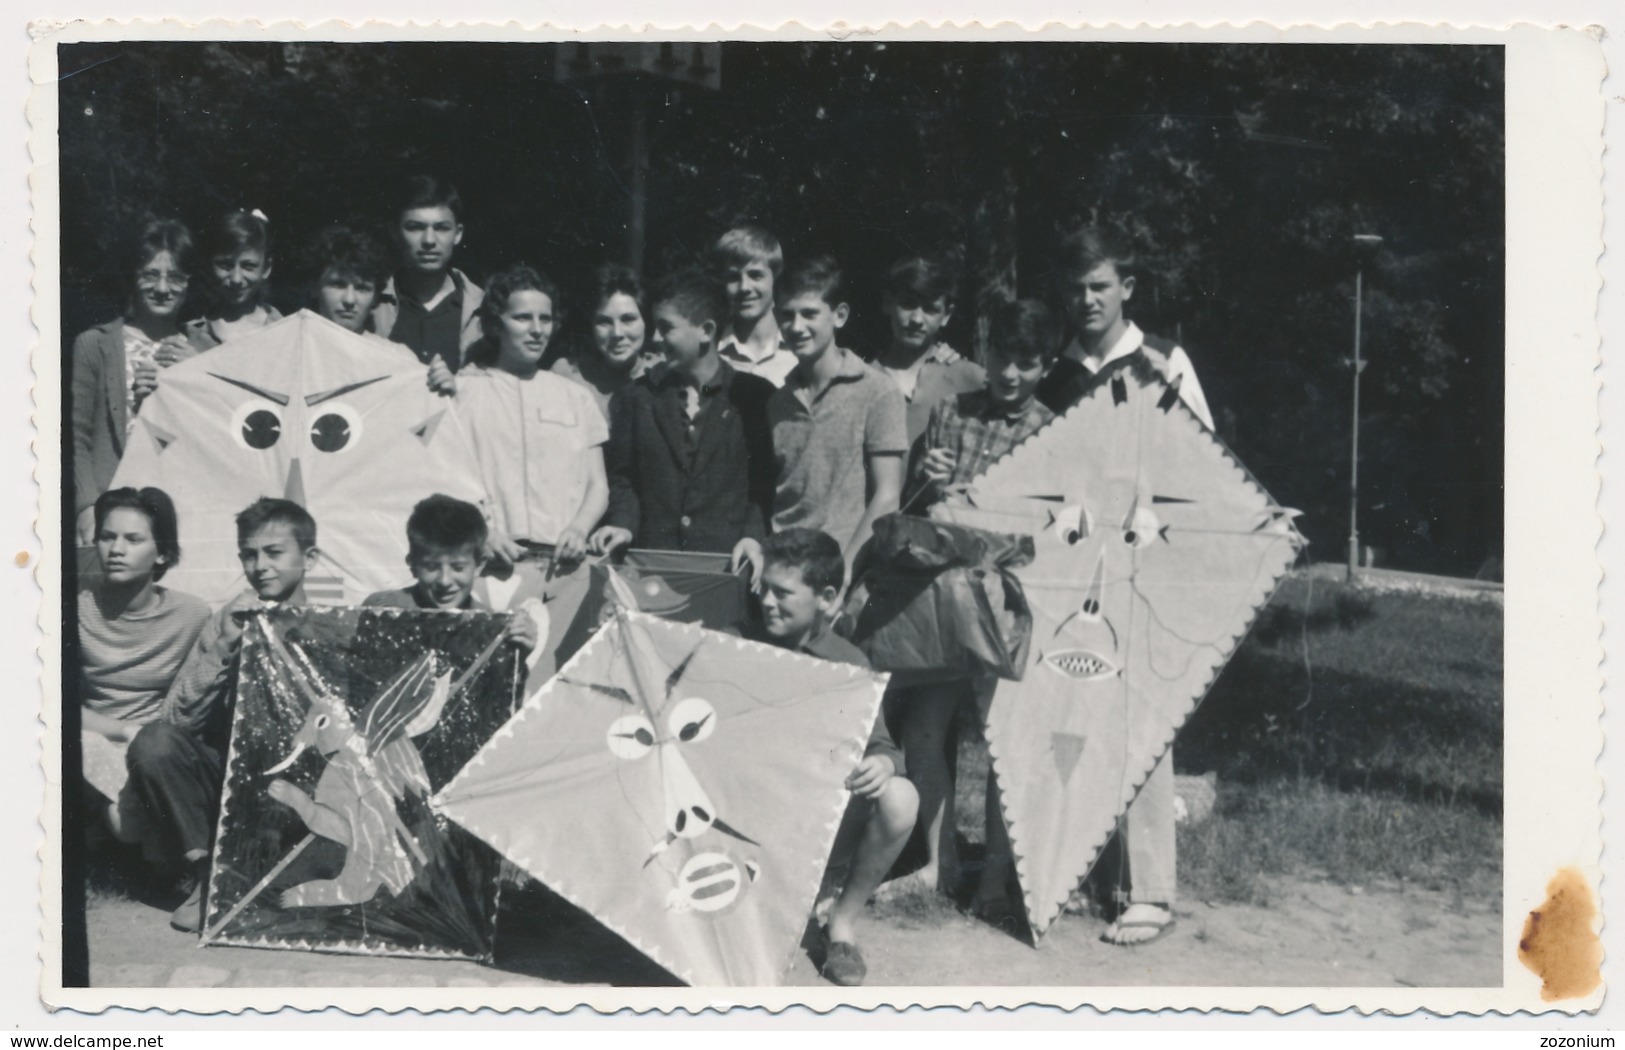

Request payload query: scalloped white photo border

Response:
[24,20,1604,1017]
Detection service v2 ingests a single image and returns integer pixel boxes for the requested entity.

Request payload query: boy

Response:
[898,301,1061,905]
[1035,226,1213,429]
[370,175,485,379]
[747,528,918,987]
[710,225,797,387]
[1037,227,1208,947]
[874,254,985,458]
[148,498,319,931]
[591,271,776,568]
[760,255,908,573]
[363,494,538,650]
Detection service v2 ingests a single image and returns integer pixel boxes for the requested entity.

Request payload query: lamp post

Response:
[1347,232,1383,580]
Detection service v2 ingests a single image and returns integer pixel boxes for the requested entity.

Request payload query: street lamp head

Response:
[1353,233,1384,249]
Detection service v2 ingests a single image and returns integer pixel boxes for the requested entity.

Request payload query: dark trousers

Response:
[122,722,224,870]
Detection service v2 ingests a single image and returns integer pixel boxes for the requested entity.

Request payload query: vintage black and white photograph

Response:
[42,30,1535,1004]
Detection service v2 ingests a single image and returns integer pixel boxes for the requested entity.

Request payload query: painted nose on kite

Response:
[660,743,719,840]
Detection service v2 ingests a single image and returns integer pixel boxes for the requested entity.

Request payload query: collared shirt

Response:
[718,327,799,388]
[387,272,467,369]
[651,360,733,456]
[1038,322,1213,428]
[913,390,1055,506]
[456,365,609,545]
[767,348,908,546]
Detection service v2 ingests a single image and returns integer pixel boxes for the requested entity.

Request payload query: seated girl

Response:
[77,486,216,930]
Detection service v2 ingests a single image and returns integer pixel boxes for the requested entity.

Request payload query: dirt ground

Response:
[84,872,1501,989]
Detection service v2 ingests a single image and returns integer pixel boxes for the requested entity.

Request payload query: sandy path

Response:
[83,874,1499,990]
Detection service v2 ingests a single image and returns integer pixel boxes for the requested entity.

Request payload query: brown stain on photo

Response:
[1518,867,1602,1001]
[12,550,26,567]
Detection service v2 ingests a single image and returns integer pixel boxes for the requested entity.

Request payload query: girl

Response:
[457,264,609,566]
[77,486,216,929]
[548,264,662,419]
[184,209,282,351]
[70,219,198,544]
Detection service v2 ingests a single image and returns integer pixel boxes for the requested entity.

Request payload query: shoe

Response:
[820,937,868,987]
[169,864,208,934]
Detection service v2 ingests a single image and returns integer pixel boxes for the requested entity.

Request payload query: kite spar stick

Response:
[200,834,315,942]
[205,617,511,939]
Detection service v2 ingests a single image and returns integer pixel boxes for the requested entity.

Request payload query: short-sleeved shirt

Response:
[456,365,610,545]
[767,349,908,546]
[387,273,467,368]
[78,586,211,725]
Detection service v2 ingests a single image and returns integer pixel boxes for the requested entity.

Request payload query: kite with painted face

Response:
[434,608,889,986]
[935,367,1302,939]
[111,310,488,606]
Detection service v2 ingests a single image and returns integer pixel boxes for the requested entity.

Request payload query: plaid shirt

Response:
[909,389,1054,507]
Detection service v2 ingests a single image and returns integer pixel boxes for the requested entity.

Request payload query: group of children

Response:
[73,173,1215,984]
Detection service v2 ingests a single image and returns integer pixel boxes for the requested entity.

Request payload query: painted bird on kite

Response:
[259,630,454,909]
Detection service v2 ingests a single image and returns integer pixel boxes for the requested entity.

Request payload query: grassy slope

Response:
[954,573,1504,905]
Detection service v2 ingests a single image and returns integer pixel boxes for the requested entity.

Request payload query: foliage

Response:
[56,41,1503,573]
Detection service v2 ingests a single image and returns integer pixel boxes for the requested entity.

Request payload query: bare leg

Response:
[897,684,962,892]
[827,777,919,945]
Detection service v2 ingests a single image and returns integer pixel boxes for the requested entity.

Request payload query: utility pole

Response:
[554,43,720,274]
[1347,232,1383,580]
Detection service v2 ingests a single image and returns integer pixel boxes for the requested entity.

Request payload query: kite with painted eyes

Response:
[434,609,889,986]
[112,310,490,606]
[935,368,1302,940]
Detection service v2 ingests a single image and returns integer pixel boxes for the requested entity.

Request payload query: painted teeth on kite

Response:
[1042,649,1119,681]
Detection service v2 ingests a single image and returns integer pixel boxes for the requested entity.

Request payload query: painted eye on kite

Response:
[606,714,657,760]
[1053,504,1093,546]
[309,401,363,454]
[229,399,284,451]
[1122,502,1161,549]
[667,697,716,744]
[313,714,330,730]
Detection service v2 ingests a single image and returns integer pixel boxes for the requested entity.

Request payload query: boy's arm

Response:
[845,384,909,561]
[849,452,904,561]
[159,604,239,734]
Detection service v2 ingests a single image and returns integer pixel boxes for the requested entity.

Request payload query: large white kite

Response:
[111,311,489,606]
[937,366,1302,938]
